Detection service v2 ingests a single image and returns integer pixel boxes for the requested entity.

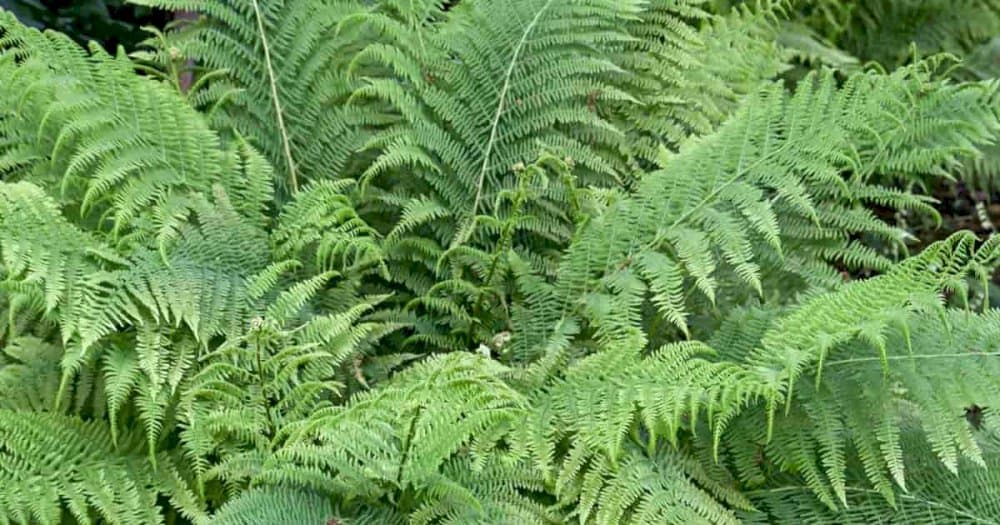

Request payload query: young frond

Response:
[180,291,392,486]
[272,180,386,276]
[208,487,337,525]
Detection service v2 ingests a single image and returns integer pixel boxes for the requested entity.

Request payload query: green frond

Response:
[355,0,642,235]
[748,232,994,411]
[0,409,203,525]
[0,337,100,415]
[114,195,270,345]
[560,443,749,525]
[3,2,1000,523]
[272,180,385,276]
[614,1,788,159]
[728,307,1000,508]
[791,0,1000,68]
[0,13,233,239]
[179,290,392,486]
[742,438,1000,524]
[208,487,336,525]
[130,0,379,196]
[407,455,557,525]
[513,64,1000,357]
[263,353,524,501]
[0,181,122,345]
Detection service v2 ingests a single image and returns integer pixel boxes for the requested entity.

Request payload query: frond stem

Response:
[825,351,1000,367]
[251,0,299,194]
[463,0,556,244]
[253,333,277,442]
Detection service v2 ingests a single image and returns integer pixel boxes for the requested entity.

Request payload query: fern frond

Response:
[355,0,641,241]
[261,354,524,503]
[0,181,122,346]
[180,290,389,486]
[272,180,385,276]
[0,410,204,524]
[742,437,1000,524]
[130,0,379,196]
[0,12,234,239]
[727,306,1000,508]
[560,444,749,525]
[614,1,788,160]
[208,487,336,525]
[513,64,1000,358]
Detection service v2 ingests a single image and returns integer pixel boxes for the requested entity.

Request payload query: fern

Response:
[0,410,204,524]
[723,296,1000,508]
[208,487,338,525]
[509,64,1000,363]
[0,12,238,242]
[2,2,1000,524]
[742,437,1000,524]
[129,0,382,197]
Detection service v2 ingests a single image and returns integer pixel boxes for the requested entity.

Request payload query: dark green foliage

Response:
[1,0,167,50]
[1,1,1000,524]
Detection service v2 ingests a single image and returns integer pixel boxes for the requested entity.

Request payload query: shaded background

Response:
[0,0,167,51]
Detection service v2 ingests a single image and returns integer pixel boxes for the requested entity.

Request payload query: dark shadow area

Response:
[0,0,168,51]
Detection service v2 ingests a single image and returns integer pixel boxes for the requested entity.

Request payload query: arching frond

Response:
[0,410,203,525]
[0,12,233,240]
[511,64,1000,359]
[208,487,336,525]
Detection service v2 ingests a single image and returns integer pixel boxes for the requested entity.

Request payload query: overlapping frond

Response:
[0,182,122,346]
[130,0,379,196]
[742,438,1000,524]
[2,1,1000,524]
[614,1,787,160]
[0,410,203,525]
[685,234,996,513]
[272,179,385,276]
[180,286,385,485]
[356,0,641,238]
[258,354,524,512]
[0,12,234,240]
[510,64,1000,361]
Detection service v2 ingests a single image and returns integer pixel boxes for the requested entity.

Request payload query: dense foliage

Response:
[1,0,1000,523]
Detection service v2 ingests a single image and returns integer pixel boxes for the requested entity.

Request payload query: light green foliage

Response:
[774,0,1000,191]
[741,437,1000,523]
[1,1,1000,524]
[0,409,203,525]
